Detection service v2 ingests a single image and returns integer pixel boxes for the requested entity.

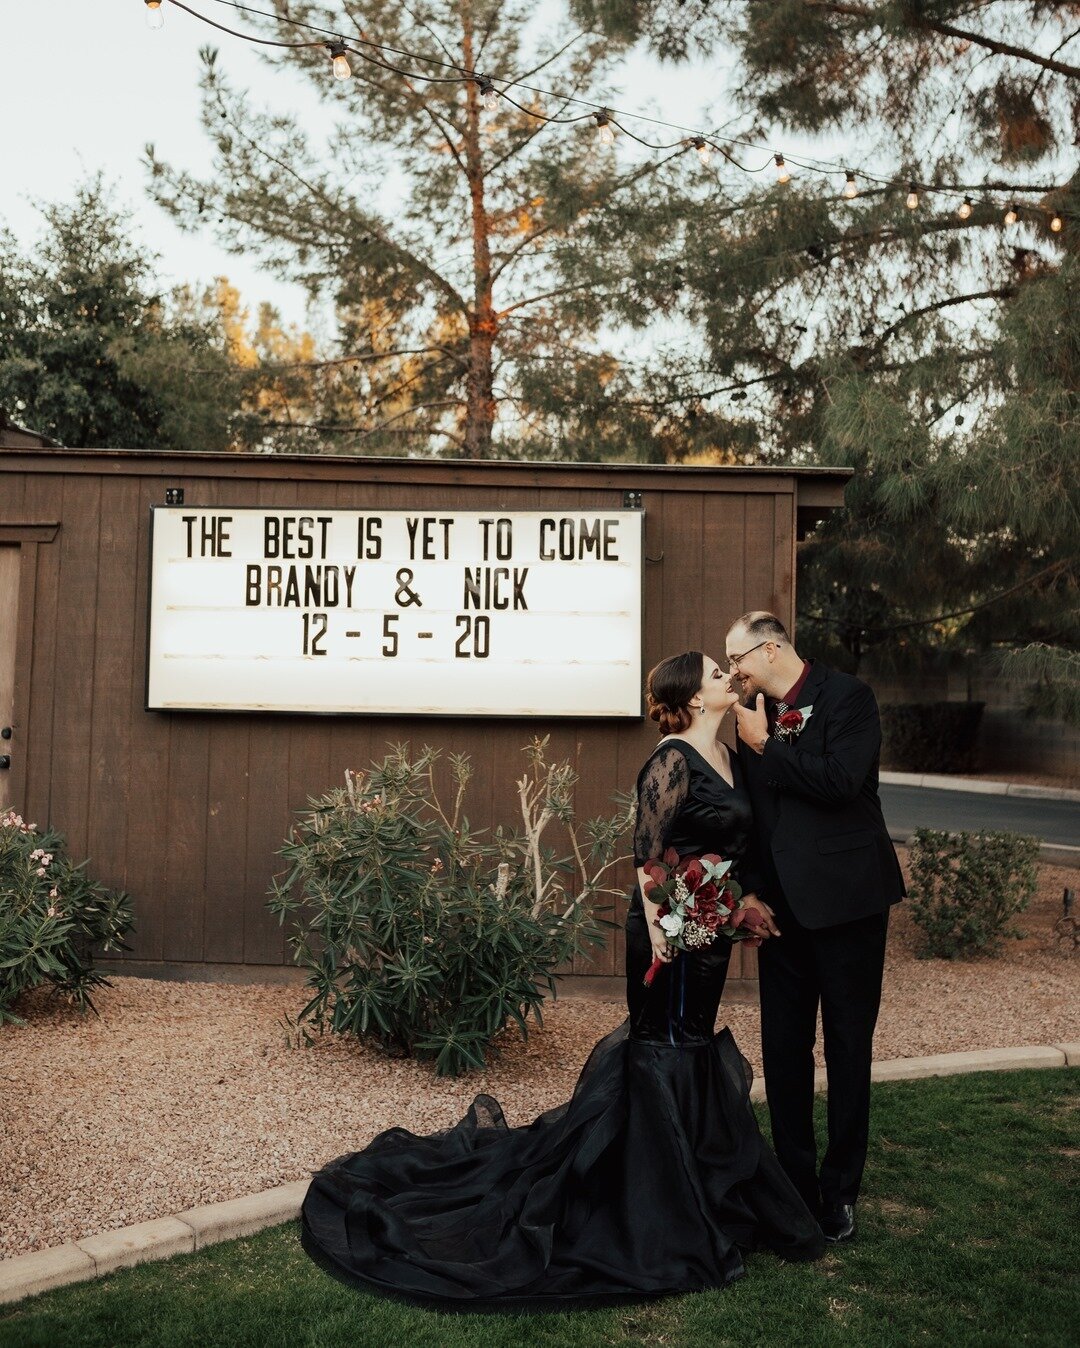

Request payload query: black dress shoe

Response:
[820,1202,856,1243]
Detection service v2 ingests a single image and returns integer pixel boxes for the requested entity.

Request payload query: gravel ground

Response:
[2,855,1077,1261]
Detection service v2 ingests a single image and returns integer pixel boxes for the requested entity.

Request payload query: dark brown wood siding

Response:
[0,449,847,981]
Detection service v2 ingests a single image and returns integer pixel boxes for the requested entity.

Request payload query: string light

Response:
[150,0,1073,233]
[327,42,351,80]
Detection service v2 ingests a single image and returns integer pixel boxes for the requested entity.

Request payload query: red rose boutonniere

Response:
[774,704,813,741]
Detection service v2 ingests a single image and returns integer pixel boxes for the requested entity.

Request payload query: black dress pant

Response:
[757,893,889,1211]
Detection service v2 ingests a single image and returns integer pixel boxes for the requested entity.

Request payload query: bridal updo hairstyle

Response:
[645,651,705,736]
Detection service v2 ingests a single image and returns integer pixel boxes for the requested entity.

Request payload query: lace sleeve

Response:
[633,745,690,865]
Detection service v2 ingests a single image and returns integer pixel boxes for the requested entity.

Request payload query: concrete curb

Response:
[0,1181,309,1307]
[880,771,1080,803]
[887,828,1080,869]
[3,1047,1077,1306]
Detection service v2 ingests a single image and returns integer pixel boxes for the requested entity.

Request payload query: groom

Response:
[726,611,904,1243]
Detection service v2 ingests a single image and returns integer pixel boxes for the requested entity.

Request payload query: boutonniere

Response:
[774,705,813,740]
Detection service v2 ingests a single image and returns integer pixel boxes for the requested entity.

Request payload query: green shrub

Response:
[0,808,135,1024]
[268,740,633,1076]
[880,702,985,773]
[908,827,1039,959]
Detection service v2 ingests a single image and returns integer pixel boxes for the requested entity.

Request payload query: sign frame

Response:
[144,504,646,720]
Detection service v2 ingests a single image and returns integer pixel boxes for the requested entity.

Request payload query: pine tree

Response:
[573,0,1079,714]
[144,0,736,461]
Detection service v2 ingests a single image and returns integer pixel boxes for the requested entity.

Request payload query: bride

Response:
[300,651,825,1309]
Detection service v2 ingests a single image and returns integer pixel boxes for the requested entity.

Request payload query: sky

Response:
[1,0,839,338]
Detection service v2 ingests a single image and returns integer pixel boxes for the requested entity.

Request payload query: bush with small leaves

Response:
[0,808,135,1024]
[908,827,1039,959]
[268,740,633,1076]
[880,702,985,773]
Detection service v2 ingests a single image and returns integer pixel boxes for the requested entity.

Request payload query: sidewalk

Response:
[879,770,1080,803]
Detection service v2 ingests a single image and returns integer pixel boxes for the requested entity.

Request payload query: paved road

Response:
[880,784,1079,849]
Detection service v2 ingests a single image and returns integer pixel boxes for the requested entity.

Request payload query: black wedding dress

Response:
[300,738,825,1310]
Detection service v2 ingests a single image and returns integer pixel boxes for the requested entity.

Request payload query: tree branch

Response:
[867,287,1015,355]
[807,1,1080,78]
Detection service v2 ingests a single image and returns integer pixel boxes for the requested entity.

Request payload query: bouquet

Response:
[640,848,765,986]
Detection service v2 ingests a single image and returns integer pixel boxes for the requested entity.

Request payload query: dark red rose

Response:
[695,880,719,904]
[777,708,804,732]
[682,858,705,888]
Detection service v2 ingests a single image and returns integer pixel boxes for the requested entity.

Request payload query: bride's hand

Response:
[648,922,675,964]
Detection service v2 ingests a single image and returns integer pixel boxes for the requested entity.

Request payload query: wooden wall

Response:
[0,450,847,986]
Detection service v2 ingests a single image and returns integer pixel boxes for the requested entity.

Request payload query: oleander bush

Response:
[268,739,633,1076]
[908,827,1039,959]
[880,701,985,773]
[0,808,135,1024]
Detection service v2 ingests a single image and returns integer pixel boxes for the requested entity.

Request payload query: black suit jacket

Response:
[736,660,905,929]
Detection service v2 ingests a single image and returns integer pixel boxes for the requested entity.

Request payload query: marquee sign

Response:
[146,507,644,717]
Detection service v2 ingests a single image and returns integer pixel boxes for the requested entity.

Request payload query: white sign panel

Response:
[146,507,644,716]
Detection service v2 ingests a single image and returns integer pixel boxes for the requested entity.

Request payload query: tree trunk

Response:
[461,6,497,459]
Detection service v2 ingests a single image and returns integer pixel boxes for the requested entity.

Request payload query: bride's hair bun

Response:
[647,697,692,736]
[644,651,705,737]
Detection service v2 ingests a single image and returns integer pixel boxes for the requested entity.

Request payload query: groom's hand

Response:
[741,893,781,938]
[734,693,769,754]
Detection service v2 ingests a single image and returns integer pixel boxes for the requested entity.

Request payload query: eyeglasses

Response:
[727,640,770,671]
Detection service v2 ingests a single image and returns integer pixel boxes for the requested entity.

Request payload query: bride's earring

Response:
[696,701,705,714]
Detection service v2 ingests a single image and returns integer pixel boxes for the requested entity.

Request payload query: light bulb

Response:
[479,79,498,112]
[595,112,615,146]
[774,153,790,184]
[1051,212,1063,232]
[1004,203,1018,226]
[328,43,351,80]
[905,182,919,210]
[145,0,164,29]
[958,196,973,220]
[690,137,711,167]
[843,170,858,199]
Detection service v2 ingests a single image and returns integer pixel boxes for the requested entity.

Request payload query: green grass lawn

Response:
[2,1069,1077,1348]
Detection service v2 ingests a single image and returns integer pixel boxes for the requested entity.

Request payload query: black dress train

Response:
[299,739,825,1310]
